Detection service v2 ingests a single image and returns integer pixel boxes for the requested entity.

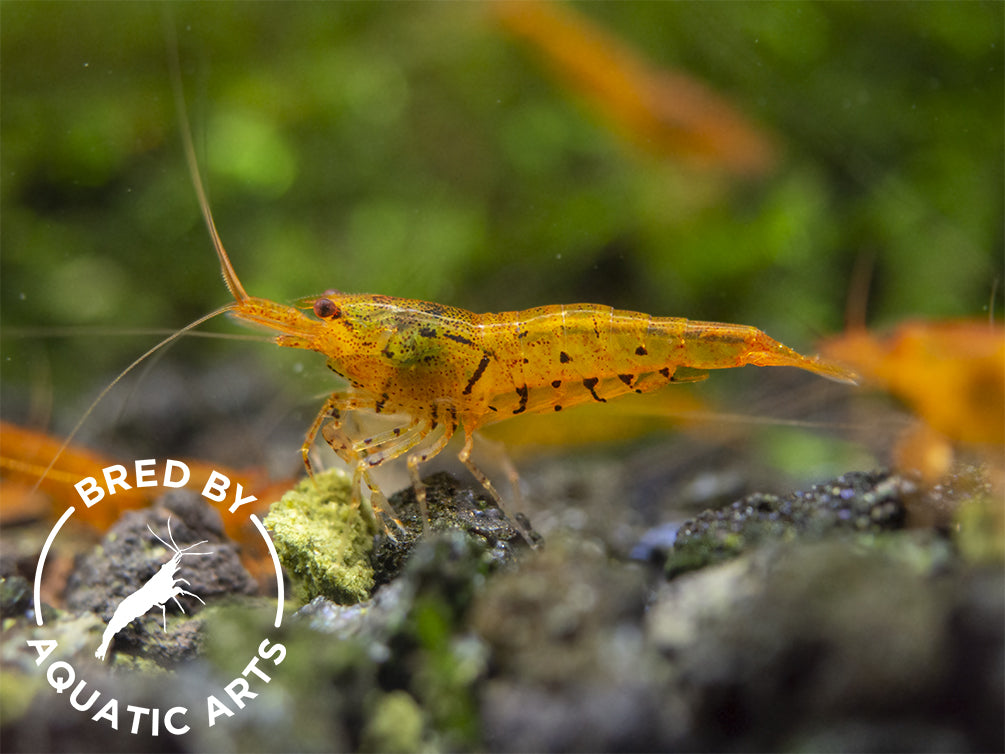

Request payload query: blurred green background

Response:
[2,2,1002,451]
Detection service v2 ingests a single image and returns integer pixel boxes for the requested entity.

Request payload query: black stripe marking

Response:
[419,326,437,338]
[513,385,529,414]
[582,377,606,403]
[445,332,474,346]
[375,392,390,413]
[463,355,491,395]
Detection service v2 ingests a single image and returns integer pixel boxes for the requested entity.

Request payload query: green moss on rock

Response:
[265,469,377,605]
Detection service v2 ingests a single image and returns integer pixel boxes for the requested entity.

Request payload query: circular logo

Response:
[29,458,286,738]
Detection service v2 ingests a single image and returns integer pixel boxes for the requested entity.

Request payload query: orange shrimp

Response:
[166,50,856,529]
[30,35,854,536]
[223,290,858,520]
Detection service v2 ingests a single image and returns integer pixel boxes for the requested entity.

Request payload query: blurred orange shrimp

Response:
[490,0,777,176]
[821,319,1004,483]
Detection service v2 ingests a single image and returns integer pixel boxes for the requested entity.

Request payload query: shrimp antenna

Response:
[26,18,249,507]
[28,306,234,500]
[164,14,249,304]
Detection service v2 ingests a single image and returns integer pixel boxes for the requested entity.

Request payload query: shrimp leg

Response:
[304,392,399,524]
[405,421,457,530]
[456,429,534,543]
[353,417,428,462]
[351,418,451,529]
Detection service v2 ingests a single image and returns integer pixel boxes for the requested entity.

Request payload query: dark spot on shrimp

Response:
[513,385,529,414]
[554,405,562,412]
[560,351,571,363]
[583,377,606,403]
[551,379,562,389]
[618,373,634,386]
[463,354,491,395]
[375,393,390,413]
[659,367,671,378]
[635,346,648,356]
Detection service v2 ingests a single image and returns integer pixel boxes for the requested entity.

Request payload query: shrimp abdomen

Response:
[469,304,855,422]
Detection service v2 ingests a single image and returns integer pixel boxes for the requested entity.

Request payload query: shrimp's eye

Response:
[313,297,340,319]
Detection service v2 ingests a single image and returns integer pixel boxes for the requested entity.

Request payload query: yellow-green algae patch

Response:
[264,469,377,605]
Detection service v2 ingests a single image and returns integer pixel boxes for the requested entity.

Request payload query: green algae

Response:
[264,469,377,605]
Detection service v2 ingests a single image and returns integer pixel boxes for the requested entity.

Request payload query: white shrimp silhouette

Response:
[95,517,213,661]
